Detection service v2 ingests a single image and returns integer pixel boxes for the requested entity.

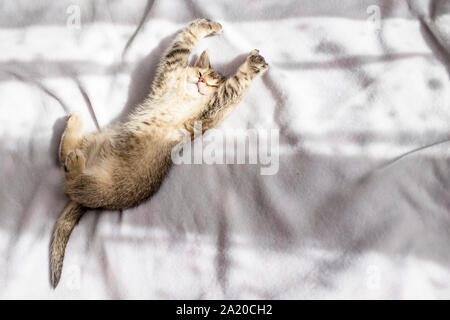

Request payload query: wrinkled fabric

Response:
[0,0,449,299]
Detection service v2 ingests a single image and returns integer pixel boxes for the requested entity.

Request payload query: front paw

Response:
[189,18,222,37]
[246,49,269,75]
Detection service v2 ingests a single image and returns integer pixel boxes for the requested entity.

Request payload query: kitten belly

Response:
[105,147,173,210]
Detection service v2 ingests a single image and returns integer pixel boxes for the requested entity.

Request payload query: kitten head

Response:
[185,50,224,97]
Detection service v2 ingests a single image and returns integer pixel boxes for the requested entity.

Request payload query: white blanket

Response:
[1,0,449,299]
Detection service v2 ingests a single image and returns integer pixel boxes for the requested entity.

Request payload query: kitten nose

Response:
[198,77,205,83]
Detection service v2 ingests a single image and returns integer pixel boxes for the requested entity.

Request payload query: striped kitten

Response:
[51,18,268,287]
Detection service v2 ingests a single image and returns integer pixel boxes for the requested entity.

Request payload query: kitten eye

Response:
[198,71,202,77]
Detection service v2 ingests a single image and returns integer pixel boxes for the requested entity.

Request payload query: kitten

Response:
[51,19,268,288]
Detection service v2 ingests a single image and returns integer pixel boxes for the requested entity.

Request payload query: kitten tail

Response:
[50,201,86,288]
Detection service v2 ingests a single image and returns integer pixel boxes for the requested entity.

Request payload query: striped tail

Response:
[50,201,86,288]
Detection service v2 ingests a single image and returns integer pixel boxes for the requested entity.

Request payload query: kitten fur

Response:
[51,19,268,288]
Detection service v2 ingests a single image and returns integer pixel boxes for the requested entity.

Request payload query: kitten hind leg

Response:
[64,149,85,179]
[59,111,83,165]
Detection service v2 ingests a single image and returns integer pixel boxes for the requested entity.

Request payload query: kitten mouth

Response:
[196,82,205,95]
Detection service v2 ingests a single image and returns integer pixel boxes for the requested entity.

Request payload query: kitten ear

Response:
[195,50,210,68]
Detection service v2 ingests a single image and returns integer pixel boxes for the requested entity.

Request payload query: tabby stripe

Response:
[187,30,197,41]
[223,86,230,101]
[166,48,190,59]
[238,70,248,81]
[166,57,184,66]
[183,35,195,47]
[233,75,241,86]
